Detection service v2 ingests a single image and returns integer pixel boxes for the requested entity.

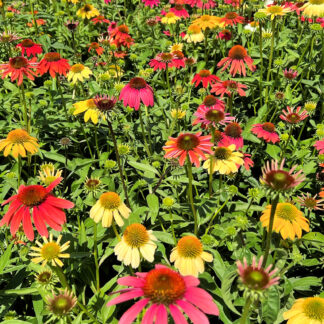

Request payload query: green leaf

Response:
[0,288,39,295]
[42,151,66,164]
[220,269,240,315]
[147,193,159,223]
[32,296,43,324]
[127,160,159,175]
[261,287,280,324]
[266,144,281,160]
[302,232,324,243]
[289,276,322,291]
[0,243,13,274]
[153,231,174,245]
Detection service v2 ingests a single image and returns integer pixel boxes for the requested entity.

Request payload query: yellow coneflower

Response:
[90,192,131,227]
[38,163,62,186]
[73,99,103,124]
[171,108,186,119]
[184,24,205,43]
[283,296,324,324]
[76,4,100,19]
[161,12,180,24]
[260,203,309,240]
[29,234,70,267]
[302,0,324,17]
[203,144,244,175]
[67,64,92,84]
[192,15,224,30]
[169,43,183,52]
[0,129,39,158]
[114,223,157,268]
[170,236,213,277]
[258,5,291,20]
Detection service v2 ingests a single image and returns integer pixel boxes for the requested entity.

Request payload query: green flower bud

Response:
[163,197,175,208]
[152,161,161,168]
[105,160,116,169]
[280,133,289,141]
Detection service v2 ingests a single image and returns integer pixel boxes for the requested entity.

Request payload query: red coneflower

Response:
[217,45,256,76]
[220,12,245,26]
[149,52,175,71]
[88,42,104,55]
[280,106,308,124]
[242,152,254,171]
[251,122,280,144]
[119,77,154,110]
[171,50,186,69]
[192,69,220,88]
[260,159,305,192]
[218,29,232,41]
[0,56,38,86]
[37,52,70,78]
[314,139,324,154]
[27,19,46,27]
[219,121,244,149]
[0,178,74,241]
[163,132,213,167]
[142,0,160,7]
[170,4,189,18]
[211,79,247,97]
[91,15,110,24]
[16,39,42,57]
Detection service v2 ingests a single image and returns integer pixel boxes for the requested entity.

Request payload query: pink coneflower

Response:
[237,256,279,291]
[220,12,245,26]
[16,39,42,57]
[219,122,244,149]
[0,31,20,43]
[149,52,175,71]
[119,77,154,110]
[224,0,239,7]
[171,50,186,69]
[314,139,324,154]
[192,70,220,88]
[0,178,74,241]
[200,95,225,111]
[218,29,232,41]
[242,152,254,171]
[217,45,256,76]
[296,193,324,211]
[93,95,117,117]
[142,0,160,8]
[260,159,305,192]
[211,80,247,97]
[280,106,308,124]
[170,4,189,18]
[185,0,216,9]
[193,106,234,129]
[283,68,298,80]
[163,132,213,167]
[107,264,219,323]
[251,122,280,144]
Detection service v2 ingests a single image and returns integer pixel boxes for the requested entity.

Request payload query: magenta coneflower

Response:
[149,52,175,71]
[280,106,308,124]
[185,0,216,9]
[251,122,280,144]
[119,77,154,110]
[211,80,247,97]
[283,68,298,80]
[219,121,244,149]
[170,4,189,18]
[192,69,220,88]
[218,29,232,41]
[260,159,305,192]
[296,193,324,211]
[163,132,213,167]
[107,264,219,323]
[242,152,254,171]
[237,256,279,291]
[142,0,160,8]
[314,139,324,154]
[217,45,256,76]
[200,95,225,111]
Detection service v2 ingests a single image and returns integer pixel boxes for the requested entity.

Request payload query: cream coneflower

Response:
[301,0,324,17]
[67,64,92,84]
[259,4,291,20]
[90,192,131,227]
[161,12,180,24]
[169,43,183,52]
[38,163,62,186]
[184,24,204,43]
[170,235,213,277]
[260,203,309,240]
[203,144,244,175]
[76,4,100,19]
[0,129,39,158]
[283,296,324,324]
[29,234,70,267]
[114,223,157,268]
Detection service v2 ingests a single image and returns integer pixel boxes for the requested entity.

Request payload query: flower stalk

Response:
[186,157,198,235]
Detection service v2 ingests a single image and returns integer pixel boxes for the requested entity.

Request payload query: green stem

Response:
[208,127,215,198]
[112,222,121,241]
[279,125,293,162]
[93,222,100,292]
[239,296,252,324]
[107,122,130,207]
[77,119,94,159]
[20,83,29,133]
[262,194,279,267]
[227,94,233,115]
[205,198,229,235]
[186,157,198,235]
[57,77,68,119]
[169,209,176,244]
[94,124,100,159]
[139,108,151,157]
[30,1,39,35]
[259,21,263,108]
[17,156,22,187]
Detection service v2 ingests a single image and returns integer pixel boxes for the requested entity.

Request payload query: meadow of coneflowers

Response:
[0,0,323,323]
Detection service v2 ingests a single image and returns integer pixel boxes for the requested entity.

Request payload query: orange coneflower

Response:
[220,12,245,26]
[16,39,42,57]
[88,42,104,55]
[38,52,70,78]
